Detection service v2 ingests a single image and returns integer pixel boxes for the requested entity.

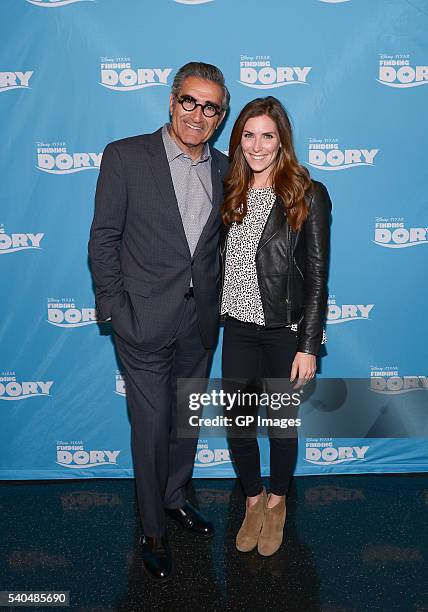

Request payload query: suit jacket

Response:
[88,128,229,351]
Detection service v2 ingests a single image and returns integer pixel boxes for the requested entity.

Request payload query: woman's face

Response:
[240,114,281,181]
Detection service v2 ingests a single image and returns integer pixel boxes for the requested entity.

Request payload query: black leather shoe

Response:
[166,501,214,538]
[140,534,172,582]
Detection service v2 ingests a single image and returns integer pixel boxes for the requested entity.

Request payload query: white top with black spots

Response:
[221,187,276,325]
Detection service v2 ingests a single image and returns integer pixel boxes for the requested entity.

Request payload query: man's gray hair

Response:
[171,61,230,113]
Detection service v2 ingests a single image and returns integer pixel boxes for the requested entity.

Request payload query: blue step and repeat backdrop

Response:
[1,0,427,479]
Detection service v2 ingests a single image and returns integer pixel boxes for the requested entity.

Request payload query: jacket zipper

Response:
[286,225,292,324]
[293,256,304,280]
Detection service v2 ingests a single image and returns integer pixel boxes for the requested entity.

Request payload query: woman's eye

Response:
[243,133,253,138]
[264,134,273,139]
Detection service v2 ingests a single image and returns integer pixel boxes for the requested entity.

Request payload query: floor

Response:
[0,474,426,611]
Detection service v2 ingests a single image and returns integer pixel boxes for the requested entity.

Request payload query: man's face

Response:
[169,76,225,158]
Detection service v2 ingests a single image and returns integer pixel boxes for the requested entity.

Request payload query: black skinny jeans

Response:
[222,317,299,497]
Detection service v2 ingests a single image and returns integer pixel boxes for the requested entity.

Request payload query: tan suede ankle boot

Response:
[257,494,286,556]
[236,488,267,552]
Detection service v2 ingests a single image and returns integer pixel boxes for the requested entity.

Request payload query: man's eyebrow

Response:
[205,99,221,107]
[182,94,220,108]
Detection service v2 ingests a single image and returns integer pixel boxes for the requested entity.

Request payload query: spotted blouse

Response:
[221,187,276,325]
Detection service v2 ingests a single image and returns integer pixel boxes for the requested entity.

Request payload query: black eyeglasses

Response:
[177,95,222,118]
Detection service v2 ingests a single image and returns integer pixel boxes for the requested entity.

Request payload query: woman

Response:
[220,96,331,556]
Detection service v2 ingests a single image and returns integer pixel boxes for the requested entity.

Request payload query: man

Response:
[88,62,229,581]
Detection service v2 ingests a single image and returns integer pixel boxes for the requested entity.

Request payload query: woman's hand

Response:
[290,352,316,388]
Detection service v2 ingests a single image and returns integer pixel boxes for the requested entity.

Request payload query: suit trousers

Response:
[222,316,299,497]
[114,294,212,537]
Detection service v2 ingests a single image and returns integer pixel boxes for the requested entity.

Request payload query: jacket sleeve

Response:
[297,181,332,355]
[88,142,127,320]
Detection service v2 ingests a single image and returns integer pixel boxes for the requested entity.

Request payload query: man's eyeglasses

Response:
[177,95,222,118]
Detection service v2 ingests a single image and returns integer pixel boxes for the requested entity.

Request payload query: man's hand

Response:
[290,351,316,389]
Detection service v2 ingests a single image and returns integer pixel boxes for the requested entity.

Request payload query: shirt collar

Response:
[162,123,211,164]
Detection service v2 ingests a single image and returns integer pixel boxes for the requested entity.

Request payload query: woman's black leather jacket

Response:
[220,180,332,356]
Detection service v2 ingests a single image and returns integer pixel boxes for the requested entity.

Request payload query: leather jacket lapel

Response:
[257,198,287,252]
[293,191,313,250]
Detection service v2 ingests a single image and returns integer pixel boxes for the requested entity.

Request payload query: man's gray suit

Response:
[89,128,228,535]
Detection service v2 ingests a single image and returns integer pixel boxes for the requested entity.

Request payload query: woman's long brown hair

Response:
[222,97,311,230]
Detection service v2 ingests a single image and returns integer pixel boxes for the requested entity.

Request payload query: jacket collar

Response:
[222,190,314,252]
[221,197,287,253]
[145,128,222,259]
[145,129,190,255]
[257,198,287,251]
[193,149,222,259]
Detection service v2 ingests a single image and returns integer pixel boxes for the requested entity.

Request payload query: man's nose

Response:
[190,104,204,122]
